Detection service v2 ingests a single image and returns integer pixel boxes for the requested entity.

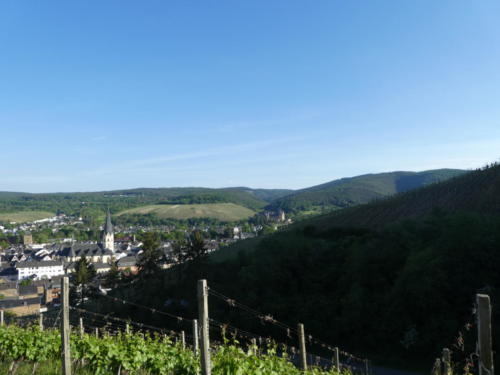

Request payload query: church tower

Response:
[102,209,115,251]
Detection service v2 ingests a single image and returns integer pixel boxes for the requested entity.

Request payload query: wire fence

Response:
[430,294,494,375]
[87,282,369,373]
[207,286,368,371]
[2,278,371,375]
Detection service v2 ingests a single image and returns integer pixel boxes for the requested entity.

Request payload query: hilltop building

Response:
[278,209,286,222]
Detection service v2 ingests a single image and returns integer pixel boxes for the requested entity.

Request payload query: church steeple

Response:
[104,209,113,234]
[102,209,114,251]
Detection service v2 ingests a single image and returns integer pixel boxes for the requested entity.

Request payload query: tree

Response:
[73,257,96,305]
[187,230,206,260]
[137,232,162,279]
[80,207,104,227]
[19,279,33,286]
[104,262,121,288]
[172,238,187,264]
[223,227,233,238]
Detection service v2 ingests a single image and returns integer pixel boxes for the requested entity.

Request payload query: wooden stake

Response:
[333,347,340,372]
[193,319,199,354]
[198,279,211,375]
[442,348,451,375]
[0,310,4,326]
[181,330,186,349]
[79,318,84,337]
[251,338,257,356]
[61,276,71,375]
[432,358,442,375]
[39,313,43,331]
[298,323,307,371]
[477,294,494,375]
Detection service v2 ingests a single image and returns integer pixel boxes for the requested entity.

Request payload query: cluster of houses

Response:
[0,213,82,236]
[0,212,142,283]
[0,278,59,316]
[0,212,141,316]
[0,209,285,316]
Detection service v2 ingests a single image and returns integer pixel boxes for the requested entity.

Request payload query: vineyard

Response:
[0,324,351,375]
[0,278,494,374]
[0,277,369,375]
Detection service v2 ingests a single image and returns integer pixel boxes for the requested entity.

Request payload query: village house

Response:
[0,280,58,316]
[16,260,65,281]
[0,297,41,316]
[117,256,139,274]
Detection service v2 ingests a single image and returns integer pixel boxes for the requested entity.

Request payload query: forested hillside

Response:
[307,163,500,230]
[99,163,500,370]
[268,169,466,214]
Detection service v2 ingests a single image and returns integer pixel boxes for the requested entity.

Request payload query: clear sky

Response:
[1,1,500,192]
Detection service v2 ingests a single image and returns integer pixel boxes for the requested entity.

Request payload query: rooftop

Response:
[16,260,63,269]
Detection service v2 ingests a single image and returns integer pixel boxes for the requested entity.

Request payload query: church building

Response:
[102,209,114,251]
[58,210,116,263]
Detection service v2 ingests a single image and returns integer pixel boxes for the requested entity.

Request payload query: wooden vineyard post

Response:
[95,327,99,338]
[126,323,130,335]
[79,318,84,337]
[181,330,186,349]
[298,323,308,371]
[432,358,442,375]
[193,319,199,354]
[333,347,340,372]
[251,338,257,356]
[0,310,4,326]
[442,348,451,375]
[477,294,494,375]
[61,276,71,375]
[39,313,44,331]
[198,279,211,375]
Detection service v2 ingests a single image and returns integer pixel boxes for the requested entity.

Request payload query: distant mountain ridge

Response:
[0,187,294,216]
[304,163,500,230]
[267,169,467,213]
[0,168,467,219]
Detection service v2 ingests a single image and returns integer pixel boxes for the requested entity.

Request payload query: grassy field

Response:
[117,203,255,221]
[0,211,54,223]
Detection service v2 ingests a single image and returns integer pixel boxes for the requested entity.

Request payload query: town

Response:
[0,209,289,317]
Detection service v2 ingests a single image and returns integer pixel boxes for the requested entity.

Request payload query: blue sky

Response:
[1,1,500,192]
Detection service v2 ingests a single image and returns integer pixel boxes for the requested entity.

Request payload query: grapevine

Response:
[0,325,349,374]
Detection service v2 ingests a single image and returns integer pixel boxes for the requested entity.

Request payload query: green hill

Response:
[231,187,294,202]
[105,163,500,370]
[268,169,467,214]
[117,203,255,221]
[0,187,292,217]
[307,164,500,230]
